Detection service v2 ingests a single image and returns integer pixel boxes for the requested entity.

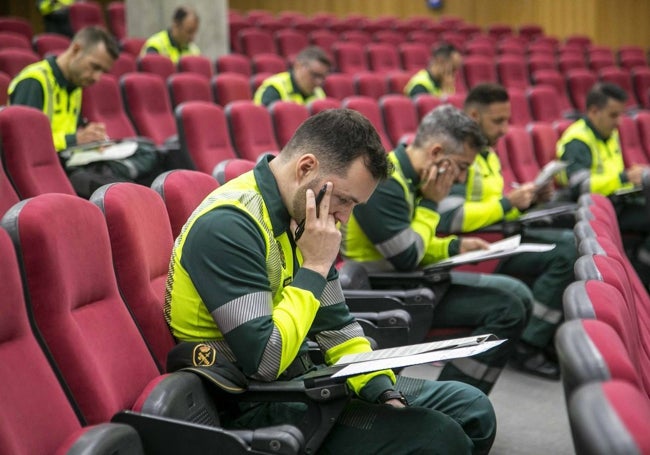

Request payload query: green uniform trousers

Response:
[229,377,496,455]
[495,228,577,350]
[432,272,532,394]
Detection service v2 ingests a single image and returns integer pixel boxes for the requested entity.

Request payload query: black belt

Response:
[279,352,317,380]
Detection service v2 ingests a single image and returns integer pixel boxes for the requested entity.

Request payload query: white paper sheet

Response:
[66,141,138,167]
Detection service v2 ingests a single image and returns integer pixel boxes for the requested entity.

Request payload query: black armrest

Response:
[113,411,303,455]
[66,423,143,455]
[352,309,411,348]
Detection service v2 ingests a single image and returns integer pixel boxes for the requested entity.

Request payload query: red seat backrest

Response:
[167,72,213,108]
[226,100,280,161]
[82,74,137,139]
[269,100,310,149]
[379,94,418,147]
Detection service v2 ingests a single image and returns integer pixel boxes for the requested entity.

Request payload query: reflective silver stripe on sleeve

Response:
[532,300,563,325]
[450,357,502,384]
[315,321,366,352]
[211,291,272,334]
[437,195,468,233]
[568,170,591,194]
[321,279,345,307]
[252,326,283,380]
[375,227,422,259]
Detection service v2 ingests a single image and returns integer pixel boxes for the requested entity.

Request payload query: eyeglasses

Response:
[302,63,328,81]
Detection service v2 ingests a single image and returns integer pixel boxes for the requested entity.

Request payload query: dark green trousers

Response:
[433,272,532,394]
[495,228,577,349]
[230,377,496,455]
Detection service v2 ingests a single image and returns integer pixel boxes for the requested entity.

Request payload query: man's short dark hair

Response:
[283,108,390,181]
[464,83,509,110]
[413,104,486,153]
[74,26,119,59]
[432,43,458,59]
[295,46,331,69]
[586,82,628,109]
[173,6,197,25]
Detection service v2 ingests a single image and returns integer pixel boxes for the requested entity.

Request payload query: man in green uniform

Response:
[37,0,75,37]
[557,82,650,281]
[404,43,462,98]
[436,83,577,380]
[166,109,497,454]
[341,105,532,394]
[254,46,330,107]
[9,26,160,198]
[142,6,200,63]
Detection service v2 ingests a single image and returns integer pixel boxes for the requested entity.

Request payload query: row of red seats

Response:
[554,193,650,454]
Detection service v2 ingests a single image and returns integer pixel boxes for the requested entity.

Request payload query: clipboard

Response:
[65,140,138,167]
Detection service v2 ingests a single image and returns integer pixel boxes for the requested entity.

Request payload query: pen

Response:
[294,184,328,241]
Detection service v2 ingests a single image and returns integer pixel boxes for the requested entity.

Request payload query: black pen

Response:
[294,184,328,241]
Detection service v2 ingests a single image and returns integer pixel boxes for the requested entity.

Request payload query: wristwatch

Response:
[377,389,409,406]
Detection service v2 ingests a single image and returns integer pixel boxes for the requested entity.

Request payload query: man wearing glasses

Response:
[254,46,330,107]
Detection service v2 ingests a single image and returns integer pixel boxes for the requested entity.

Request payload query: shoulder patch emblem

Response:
[192,343,216,366]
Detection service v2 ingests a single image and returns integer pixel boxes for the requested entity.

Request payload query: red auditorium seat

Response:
[276,11,306,26]
[310,12,337,28]
[106,1,126,40]
[398,42,429,72]
[507,88,532,126]
[372,30,405,46]
[249,71,272,93]
[331,41,368,75]
[292,17,322,35]
[167,72,212,108]
[441,92,466,110]
[487,24,513,41]
[497,54,529,90]
[566,69,598,112]
[558,53,588,73]
[0,16,33,40]
[341,30,372,46]
[0,228,144,455]
[274,28,309,60]
[553,118,574,138]
[323,73,356,100]
[405,30,439,49]
[137,53,176,80]
[0,31,32,51]
[494,137,517,189]
[269,100,310,148]
[238,27,276,58]
[151,169,219,238]
[569,380,650,455]
[211,72,252,105]
[502,125,541,184]
[0,48,39,78]
[518,24,544,42]
[414,94,443,121]
[215,53,252,77]
[380,94,418,147]
[0,144,19,217]
[457,24,481,41]
[386,71,412,95]
[120,36,146,57]
[527,122,559,167]
[342,96,394,151]
[213,158,257,185]
[497,40,527,57]
[82,74,138,139]
[635,111,650,158]
[121,72,177,147]
[617,115,648,166]
[330,14,369,34]
[32,32,70,57]
[307,97,341,115]
[631,67,650,109]
[618,46,647,72]
[68,0,107,34]
[0,105,75,198]
[464,41,497,59]
[462,55,497,89]
[363,16,399,35]
[527,40,557,56]
[354,72,388,99]
[527,54,557,76]
[226,100,280,161]
[531,69,575,115]
[227,16,249,54]
[0,71,10,105]
[252,53,286,75]
[527,84,564,122]
[177,54,213,79]
[598,67,636,110]
[308,29,337,58]
[175,101,237,175]
[366,42,401,74]
[565,35,592,50]
[256,17,285,35]
[91,182,176,370]
[245,9,273,25]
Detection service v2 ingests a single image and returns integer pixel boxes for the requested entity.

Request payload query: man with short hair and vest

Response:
[436,83,577,380]
[557,82,650,282]
[142,6,200,63]
[37,0,75,37]
[404,43,462,98]
[165,108,497,455]
[341,105,532,395]
[9,26,160,198]
[254,46,330,107]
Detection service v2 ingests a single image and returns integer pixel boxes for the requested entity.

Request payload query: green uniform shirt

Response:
[404,69,444,98]
[437,148,519,233]
[254,71,326,107]
[556,117,630,200]
[8,56,80,151]
[341,144,459,272]
[166,156,394,400]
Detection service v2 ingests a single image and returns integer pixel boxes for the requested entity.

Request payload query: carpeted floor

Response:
[401,362,575,455]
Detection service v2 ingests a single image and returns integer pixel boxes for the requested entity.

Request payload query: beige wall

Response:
[229,0,650,48]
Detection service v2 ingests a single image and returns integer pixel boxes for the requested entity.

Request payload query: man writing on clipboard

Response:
[437,83,577,380]
[8,26,160,198]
